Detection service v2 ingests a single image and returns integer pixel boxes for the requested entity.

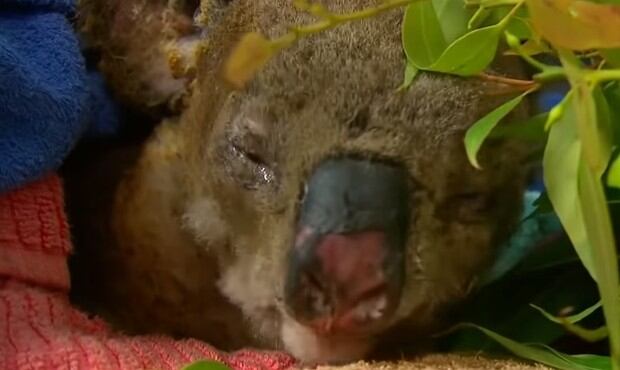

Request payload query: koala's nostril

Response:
[288,230,399,334]
[301,271,331,316]
[296,267,392,334]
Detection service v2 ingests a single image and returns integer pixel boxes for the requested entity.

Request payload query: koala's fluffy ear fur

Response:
[75,0,234,117]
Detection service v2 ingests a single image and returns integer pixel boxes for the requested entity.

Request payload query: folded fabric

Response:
[0,173,297,370]
[0,0,120,194]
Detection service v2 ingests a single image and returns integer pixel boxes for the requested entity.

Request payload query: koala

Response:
[66,0,533,365]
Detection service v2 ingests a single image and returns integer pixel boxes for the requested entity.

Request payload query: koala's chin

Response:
[281,317,374,366]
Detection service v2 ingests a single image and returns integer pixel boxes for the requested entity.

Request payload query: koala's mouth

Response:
[283,156,411,339]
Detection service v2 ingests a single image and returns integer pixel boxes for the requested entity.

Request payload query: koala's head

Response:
[173,0,531,365]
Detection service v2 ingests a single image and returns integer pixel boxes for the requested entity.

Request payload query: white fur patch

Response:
[280,316,373,365]
[182,197,228,246]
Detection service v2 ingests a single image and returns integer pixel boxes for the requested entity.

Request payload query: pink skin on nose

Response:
[312,231,388,333]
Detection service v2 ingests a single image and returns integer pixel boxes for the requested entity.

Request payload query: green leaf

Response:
[403,0,497,76]
[489,112,548,142]
[567,323,609,343]
[560,50,620,369]
[504,16,532,40]
[530,300,602,325]
[402,0,450,68]
[602,49,620,68]
[397,62,419,91]
[465,90,530,169]
[601,81,620,148]
[544,92,571,131]
[469,0,520,6]
[452,323,611,370]
[468,6,492,29]
[526,0,620,50]
[433,0,473,42]
[530,290,608,344]
[569,355,612,370]
[542,95,596,281]
[429,23,503,75]
[573,83,613,178]
[182,361,232,370]
[486,6,532,39]
[577,160,620,364]
[531,190,555,215]
[607,155,620,189]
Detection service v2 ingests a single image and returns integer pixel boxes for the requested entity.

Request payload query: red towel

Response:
[0,174,297,370]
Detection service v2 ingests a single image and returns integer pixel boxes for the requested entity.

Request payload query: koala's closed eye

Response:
[222,116,278,190]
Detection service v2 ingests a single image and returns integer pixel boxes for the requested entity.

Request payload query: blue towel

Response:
[0,0,120,193]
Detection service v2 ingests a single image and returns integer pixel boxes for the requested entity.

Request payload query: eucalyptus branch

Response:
[225,0,421,88]
[477,72,540,92]
[498,0,523,25]
[271,0,420,51]
[504,33,551,71]
[533,68,566,83]
[587,69,620,85]
[464,0,519,7]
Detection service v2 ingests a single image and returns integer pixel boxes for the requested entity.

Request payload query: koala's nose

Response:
[284,157,410,335]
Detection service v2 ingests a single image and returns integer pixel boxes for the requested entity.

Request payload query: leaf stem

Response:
[497,0,524,28]
[588,69,620,85]
[271,0,420,50]
[532,67,566,82]
[464,0,519,7]
[477,72,539,91]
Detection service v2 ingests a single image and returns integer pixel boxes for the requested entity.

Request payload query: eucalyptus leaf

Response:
[489,112,548,142]
[445,240,598,353]
[453,323,610,370]
[566,323,609,343]
[542,95,597,281]
[526,0,620,50]
[569,92,620,369]
[607,155,620,189]
[504,17,532,40]
[577,160,620,362]
[602,81,620,146]
[402,1,449,67]
[530,300,602,325]
[465,90,531,169]
[469,0,521,6]
[602,49,620,68]
[559,51,620,368]
[560,59,620,355]
[429,23,503,75]
[403,0,498,76]
[572,83,613,178]
[432,0,473,43]
[569,355,612,370]
[486,6,531,39]
[397,62,419,91]
[468,6,492,29]
[182,360,232,370]
[530,287,608,343]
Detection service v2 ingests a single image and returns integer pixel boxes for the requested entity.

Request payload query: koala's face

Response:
[178,0,530,365]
